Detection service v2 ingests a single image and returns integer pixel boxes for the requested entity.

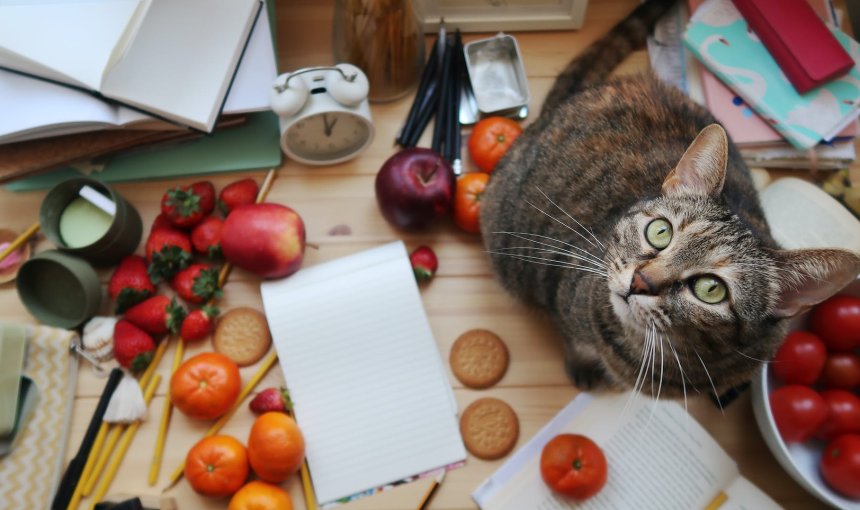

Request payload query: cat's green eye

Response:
[693,276,727,304]
[645,218,673,249]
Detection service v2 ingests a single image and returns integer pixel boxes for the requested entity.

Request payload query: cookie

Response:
[213,307,272,366]
[460,397,519,460]
[450,329,509,389]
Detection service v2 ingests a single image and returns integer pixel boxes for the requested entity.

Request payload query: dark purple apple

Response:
[375,148,456,230]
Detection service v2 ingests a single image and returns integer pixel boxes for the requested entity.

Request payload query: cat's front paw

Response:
[565,360,611,391]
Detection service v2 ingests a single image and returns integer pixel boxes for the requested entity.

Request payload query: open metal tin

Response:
[463,33,530,119]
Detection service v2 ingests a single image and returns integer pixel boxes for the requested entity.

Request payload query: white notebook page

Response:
[260,242,465,505]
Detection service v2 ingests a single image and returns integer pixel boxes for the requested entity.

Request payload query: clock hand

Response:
[322,114,338,137]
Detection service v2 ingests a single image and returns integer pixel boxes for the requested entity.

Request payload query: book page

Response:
[478,393,739,510]
[260,242,466,506]
[760,178,860,254]
[222,1,276,114]
[101,0,260,131]
[713,477,782,510]
[0,0,142,90]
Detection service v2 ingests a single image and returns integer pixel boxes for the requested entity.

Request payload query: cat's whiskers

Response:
[523,199,606,256]
[694,349,724,414]
[487,251,609,278]
[647,329,666,423]
[625,323,655,415]
[495,231,607,268]
[534,187,608,251]
[666,334,689,416]
[734,349,770,364]
[493,245,607,271]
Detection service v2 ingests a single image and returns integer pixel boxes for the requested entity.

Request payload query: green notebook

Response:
[5,111,281,191]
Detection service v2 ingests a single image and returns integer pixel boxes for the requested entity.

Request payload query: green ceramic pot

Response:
[39,178,142,267]
[16,250,102,329]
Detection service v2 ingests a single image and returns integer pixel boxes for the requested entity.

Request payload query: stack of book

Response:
[649,0,860,170]
[0,0,281,188]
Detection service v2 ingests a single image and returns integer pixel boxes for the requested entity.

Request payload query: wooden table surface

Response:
[0,0,836,508]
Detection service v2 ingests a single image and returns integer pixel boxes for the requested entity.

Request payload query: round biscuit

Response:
[450,329,509,389]
[459,397,519,460]
[213,307,271,366]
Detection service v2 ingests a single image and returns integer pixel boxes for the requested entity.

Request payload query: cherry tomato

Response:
[540,433,607,500]
[816,390,860,441]
[769,385,828,443]
[809,294,860,352]
[820,434,860,499]
[468,117,523,173]
[453,173,489,234]
[820,352,860,390]
[772,331,827,385]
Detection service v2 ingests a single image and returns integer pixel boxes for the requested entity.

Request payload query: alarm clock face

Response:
[285,112,371,164]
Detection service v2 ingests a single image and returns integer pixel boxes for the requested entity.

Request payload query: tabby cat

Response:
[480,0,860,399]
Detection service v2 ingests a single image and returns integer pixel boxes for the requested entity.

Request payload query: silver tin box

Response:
[463,33,530,118]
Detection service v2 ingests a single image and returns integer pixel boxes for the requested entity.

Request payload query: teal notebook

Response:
[5,111,281,191]
[684,0,860,151]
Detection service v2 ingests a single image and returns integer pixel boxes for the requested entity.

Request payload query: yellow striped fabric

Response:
[0,324,77,509]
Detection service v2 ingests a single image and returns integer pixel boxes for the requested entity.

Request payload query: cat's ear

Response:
[772,248,860,318]
[662,124,728,198]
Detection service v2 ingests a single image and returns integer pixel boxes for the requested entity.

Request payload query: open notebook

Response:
[260,242,466,506]
[0,0,262,132]
[0,0,276,145]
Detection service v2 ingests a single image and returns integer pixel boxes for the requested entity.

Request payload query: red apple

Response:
[221,203,305,279]
[375,148,456,230]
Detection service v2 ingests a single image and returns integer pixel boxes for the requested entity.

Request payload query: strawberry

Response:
[124,295,186,337]
[151,213,173,231]
[218,178,258,215]
[410,245,438,282]
[191,216,223,258]
[108,255,155,313]
[170,263,221,304]
[113,319,156,373]
[180,305,219,342]
[161,181,216,228]
[145,227,192,283]
[249,387,292,415]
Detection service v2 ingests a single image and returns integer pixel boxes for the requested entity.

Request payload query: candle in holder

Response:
[40,178,142,267]
[58,197,114,249]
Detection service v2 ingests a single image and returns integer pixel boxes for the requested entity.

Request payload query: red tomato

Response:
[769,385,828,443]
[820,434,860,499]
[453,173,489,234]
[809,294,860,352]
[540,434,607,500]
[468,117,523,173]
[817,390,860,441]
[772,331,827,385]
[820,352,860,390]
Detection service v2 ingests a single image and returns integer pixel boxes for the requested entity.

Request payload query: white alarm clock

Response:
[269,64,375,165]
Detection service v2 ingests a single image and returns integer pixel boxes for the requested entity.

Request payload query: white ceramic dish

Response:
[751,279,860,510]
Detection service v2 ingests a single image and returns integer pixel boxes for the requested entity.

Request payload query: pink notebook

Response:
[690,0,857,146]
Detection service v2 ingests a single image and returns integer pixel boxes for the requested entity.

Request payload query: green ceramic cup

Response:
[16,250,102,329]
[39,178,142,267]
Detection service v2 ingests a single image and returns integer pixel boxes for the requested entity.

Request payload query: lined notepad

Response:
[260,242,466,506]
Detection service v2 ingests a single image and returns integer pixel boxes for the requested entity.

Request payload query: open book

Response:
[473,392,781,510]
[0,0,276,145]
[0,0,262,132]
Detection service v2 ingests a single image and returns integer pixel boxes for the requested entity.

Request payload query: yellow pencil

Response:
[78,341,167,497]
[66,423,108,510]
[0,222,39,263]
[164,351,278,488]
[88,374,161,510]
[147,338,185,485]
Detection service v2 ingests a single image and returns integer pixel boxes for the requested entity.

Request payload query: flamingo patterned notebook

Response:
[684,0,860,150]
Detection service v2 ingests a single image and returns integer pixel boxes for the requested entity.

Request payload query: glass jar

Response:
[332,0,425,103]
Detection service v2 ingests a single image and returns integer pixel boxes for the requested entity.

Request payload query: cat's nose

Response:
[629,270,657,296]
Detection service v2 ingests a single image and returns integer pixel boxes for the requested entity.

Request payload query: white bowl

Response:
[751,279,860,510]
